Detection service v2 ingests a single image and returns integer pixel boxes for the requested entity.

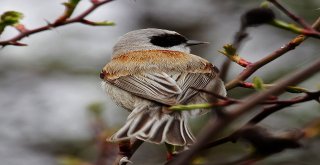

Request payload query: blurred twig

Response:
[226,16,320,90]
[170,90,319,111]
[88,103,118,165]
[112,139,143,165]
[267,0,312,30]
[170,90,320,152]
[169,45,320,165]
[239,81,309,93]
[0,0,115,47]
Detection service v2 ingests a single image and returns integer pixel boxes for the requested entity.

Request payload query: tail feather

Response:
[109,105,195,146]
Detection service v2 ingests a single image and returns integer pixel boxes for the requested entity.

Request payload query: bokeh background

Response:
[0,0,319,164]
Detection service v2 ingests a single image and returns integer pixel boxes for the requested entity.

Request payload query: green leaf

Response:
[62,0,81,18]
[260,1,270,8]
[0,11,24,35]
[253,77,265,91]
[285,86,309,93]
[223,44,237,56]
[0,11,24,25]
[269,19,303,34]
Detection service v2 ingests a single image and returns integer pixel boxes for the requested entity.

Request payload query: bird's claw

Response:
[119,156,132,165]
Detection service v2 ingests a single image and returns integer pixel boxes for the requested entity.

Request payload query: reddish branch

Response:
[203,90,320,149]
[267,0,312,30]
[133,5,320,165]
[169,52,320,165]
[0,0,114,47]
[226,16,320,90]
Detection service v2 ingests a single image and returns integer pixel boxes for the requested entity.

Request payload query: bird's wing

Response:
[105,72,182,106]
[175,72,217,104]
[105,71,219,106]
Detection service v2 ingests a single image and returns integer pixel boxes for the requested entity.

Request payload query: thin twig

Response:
[171,91,320,151]
[267,0,312,30]
[169,55,320,165]
[112,139,143,165]
[239,81,309,93]
[226,17,320,90]
[219,23,248,81]
[205,91,320,148]
[0,0,114,47]
[247,91,320,124]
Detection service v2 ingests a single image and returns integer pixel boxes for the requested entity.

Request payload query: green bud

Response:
[253,77,265,91]
[0,11,24,26]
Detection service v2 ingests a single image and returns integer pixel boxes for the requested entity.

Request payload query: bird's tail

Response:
[108,104,195,146]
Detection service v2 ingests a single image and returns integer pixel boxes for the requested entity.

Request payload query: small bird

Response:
[100,28,226,146]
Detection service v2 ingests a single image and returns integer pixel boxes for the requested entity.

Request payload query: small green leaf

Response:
[0,11,24,25]
[223,44,237,56]
[70,0,81,5]
[285,86,309,93]
[253,77,265,91]
[260,1,270,8]
[0,11,24,35]
[62,0,81,18]
[218,44,238,59]
[64,0,81,7]
[269,19,303,34]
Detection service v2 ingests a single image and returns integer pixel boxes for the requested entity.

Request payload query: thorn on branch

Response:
[9,41,27,46]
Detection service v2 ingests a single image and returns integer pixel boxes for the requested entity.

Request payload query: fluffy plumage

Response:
[101,28,226,146]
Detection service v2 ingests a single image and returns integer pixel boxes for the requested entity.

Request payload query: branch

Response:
[269,19,320,39]
[267,0,312,30]
[169,93,318,111]
[239,81,310,93]
[112,139,143,165]
[247,91,320,124]
[202,90,320,150]
[0,0,115,47]
[265,0,320,39]
[169,56,320,164]
[226,17,320,90]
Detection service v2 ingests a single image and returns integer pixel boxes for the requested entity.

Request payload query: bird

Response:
[100,28,226,146]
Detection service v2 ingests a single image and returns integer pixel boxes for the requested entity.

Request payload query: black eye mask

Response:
[150,33,187,48]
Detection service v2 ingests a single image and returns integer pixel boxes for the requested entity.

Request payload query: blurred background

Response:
[0,0,319,164]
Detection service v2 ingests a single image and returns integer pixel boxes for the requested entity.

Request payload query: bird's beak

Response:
[186,40,209,46]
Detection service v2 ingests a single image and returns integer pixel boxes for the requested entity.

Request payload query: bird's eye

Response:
[150,34,187,47]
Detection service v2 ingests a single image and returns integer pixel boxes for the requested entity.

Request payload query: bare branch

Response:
[226,17,320,90]
[267,0,312,30]
[0,0,115,47]
[169,55,320,165]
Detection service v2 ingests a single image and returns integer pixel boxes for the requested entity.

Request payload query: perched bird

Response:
[100,28,226,146]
